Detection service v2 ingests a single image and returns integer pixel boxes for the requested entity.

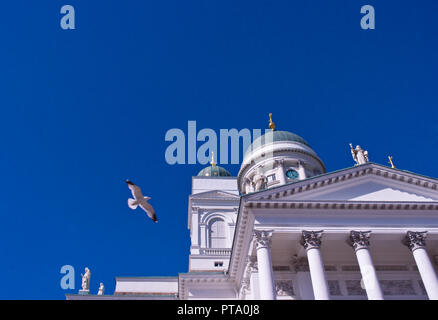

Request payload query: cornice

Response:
[245,200,438,211]
[178,272,231,300]
[246,163,438,202]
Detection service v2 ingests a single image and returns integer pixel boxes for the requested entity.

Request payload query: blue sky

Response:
[1,1,437,299]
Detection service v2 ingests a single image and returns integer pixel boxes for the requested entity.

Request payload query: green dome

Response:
[244,130,310,158]
[197,165,232,177]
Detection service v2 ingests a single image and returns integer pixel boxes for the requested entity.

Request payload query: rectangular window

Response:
[214,261,223,267]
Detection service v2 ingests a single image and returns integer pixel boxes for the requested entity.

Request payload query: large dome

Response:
[197,165,231,177]
[244,130,310,159]
[238,127,325,194]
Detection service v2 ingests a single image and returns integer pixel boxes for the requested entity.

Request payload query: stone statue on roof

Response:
[252,168,267,191]
[97,283,104,295]
[350,143,369,165]
[81,267,91,291]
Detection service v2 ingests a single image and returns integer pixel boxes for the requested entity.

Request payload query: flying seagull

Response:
[126,179,158,223]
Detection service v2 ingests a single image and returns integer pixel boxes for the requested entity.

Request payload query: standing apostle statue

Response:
[350,143,369,165]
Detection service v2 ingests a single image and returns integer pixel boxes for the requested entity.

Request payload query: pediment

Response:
[246,164,438,203]
[190,190,240,200]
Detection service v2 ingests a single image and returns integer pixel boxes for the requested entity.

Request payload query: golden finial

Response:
[210,151,216,167]
[268,113,276,131]
[388,156,396,169]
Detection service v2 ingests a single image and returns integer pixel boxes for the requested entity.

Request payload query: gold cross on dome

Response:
[388,156,396,169]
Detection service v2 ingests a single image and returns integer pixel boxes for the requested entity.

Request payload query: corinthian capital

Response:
[254,230,273,250]
[405,231,427,252]
[350,231,371,251]
[301,230,323,250]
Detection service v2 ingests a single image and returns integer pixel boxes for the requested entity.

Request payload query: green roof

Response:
[244,130,310,158]
[197,165,231,177]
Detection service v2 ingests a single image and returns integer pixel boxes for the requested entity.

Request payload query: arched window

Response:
[209,218,226,248]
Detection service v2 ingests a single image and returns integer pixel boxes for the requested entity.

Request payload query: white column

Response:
[254,230,276,300]
[350,231,384,300]
[276,160,286,185]
[244,178,252,194]
[301,230,330,300]
[297,161,307,180]
[405,231,438,300]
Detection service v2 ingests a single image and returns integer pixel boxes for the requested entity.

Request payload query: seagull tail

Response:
[127,198,138,210]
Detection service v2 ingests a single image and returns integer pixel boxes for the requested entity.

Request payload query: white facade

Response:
[67,130,438,300]
[188,176,239,272]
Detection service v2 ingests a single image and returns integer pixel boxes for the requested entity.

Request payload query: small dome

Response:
[244,130,310,158]
[197,165,232,177]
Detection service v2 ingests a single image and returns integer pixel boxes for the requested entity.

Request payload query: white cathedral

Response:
[67,118,438,300]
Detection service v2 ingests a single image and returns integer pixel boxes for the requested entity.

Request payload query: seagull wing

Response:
[126,180,144,200]
[139,200,158,223]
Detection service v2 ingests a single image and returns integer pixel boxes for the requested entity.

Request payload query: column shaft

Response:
[301,230,330,300]
[355,248,384,300]
[297,162,307,180]
[254,230,276,300]
[306,247,330,300]
[277,161,286,185]
[350,231,383,300]
[405,231,438,300]
[412,248,438,299]
[256,246,276,300]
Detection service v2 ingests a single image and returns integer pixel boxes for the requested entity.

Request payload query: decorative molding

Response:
[245,200,438,211]
[301,230,323,250]
[328,280,342,296]
[380,280,416,296]
[249,260,258,273]
[245,163,438,202]
[350,231,371,251]
[275,280,295,296]
[199,248,232,256]
[404,231,427,252]
[228,207,253,284]
[345,280,367,296]
[239,256,258,299]
[178,273,231,300]
[189,191,240,203]
[254,230,273,250]
[239,278,250,300]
